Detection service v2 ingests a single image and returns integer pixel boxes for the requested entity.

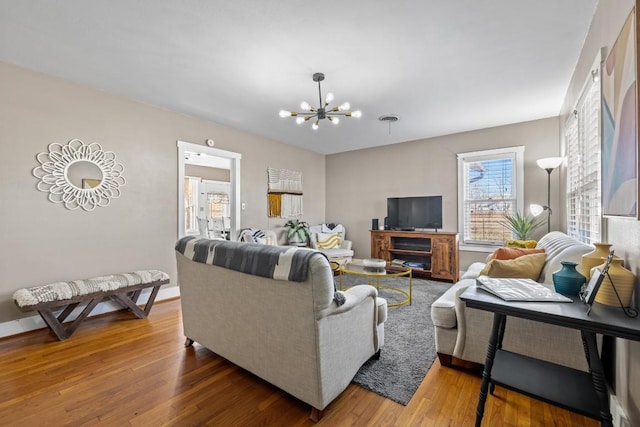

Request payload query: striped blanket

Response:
[175,237,345,306]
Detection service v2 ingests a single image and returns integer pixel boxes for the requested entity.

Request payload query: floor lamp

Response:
[530,157,563,233]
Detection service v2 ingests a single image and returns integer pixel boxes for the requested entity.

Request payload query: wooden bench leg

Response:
[110,285,161,318]
[38,297,102,341]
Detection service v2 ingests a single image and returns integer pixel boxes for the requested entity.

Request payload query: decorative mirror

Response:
[33,139,126,211]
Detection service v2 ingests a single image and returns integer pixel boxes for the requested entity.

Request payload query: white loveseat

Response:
[175,237,387,421]
[431,231,593,370]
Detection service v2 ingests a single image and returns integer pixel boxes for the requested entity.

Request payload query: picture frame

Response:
[580,250,615,314]
[601,7,639,218]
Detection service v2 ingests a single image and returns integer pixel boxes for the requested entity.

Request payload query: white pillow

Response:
[321,223,345,238]
[316,232,341,249]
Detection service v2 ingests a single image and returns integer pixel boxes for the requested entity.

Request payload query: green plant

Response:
[284,219,310,242]
[501,211,546,240]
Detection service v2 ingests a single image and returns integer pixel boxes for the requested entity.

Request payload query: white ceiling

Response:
[0,1,598,155]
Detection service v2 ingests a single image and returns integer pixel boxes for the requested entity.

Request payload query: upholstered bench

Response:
[13,270,170,340]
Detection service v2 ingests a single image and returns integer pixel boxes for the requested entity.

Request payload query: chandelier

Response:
[279,72,361,130]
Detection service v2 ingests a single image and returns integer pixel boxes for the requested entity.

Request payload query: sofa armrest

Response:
[341,240,352,250]
[431,279,476,329]
[321,285,377,317]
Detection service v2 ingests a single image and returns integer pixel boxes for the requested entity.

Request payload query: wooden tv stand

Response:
[370,230,459,282]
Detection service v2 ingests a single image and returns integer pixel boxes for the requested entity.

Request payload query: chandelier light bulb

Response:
[279,110,291,118]
[300,101,311,111]
[351,110,362,118]
[339,102,350,111]
[325,92,334,104]
[296,117,305,125]
[312,120,319,130]
[332,117,340,125]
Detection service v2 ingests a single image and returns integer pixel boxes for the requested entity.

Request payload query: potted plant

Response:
[501,211,546,240]
[284,219,310,246]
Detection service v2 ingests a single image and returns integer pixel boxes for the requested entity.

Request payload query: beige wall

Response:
[326,116,561,269]
[560,0,639,423]
[0,60,325,324]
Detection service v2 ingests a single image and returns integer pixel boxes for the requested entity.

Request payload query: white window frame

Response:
[565,53,602,244]
[457,146,525,251]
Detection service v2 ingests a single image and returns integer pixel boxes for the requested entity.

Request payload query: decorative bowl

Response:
[362,258,386,268]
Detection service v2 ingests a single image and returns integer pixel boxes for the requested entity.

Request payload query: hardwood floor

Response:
[0,299,598,426]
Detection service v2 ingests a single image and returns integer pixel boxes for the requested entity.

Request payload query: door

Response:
[431,235,456,281]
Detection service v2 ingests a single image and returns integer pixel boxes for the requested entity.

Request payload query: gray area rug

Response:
[336,275,450,405]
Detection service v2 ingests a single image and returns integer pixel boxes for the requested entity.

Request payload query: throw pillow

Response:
[316,232,341,249]
[321,223,345,238]
[479,252,547,281]
[505,239,537,249]
[489,247,546,261]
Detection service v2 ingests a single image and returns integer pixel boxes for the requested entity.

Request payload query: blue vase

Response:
[552,261,586,296]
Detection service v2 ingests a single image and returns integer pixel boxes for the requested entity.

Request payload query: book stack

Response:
[405,261,425,269]
[391,259,406,268]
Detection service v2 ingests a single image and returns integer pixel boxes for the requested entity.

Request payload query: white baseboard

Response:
[610,393,630,427]
[0,286,181,339]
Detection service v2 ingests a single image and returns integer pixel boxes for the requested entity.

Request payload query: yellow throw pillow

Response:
[505,239,537,249]
[316,232,341,249]
[479,252,547,281]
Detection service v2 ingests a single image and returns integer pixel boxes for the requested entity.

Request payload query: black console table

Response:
[460,286,640,426]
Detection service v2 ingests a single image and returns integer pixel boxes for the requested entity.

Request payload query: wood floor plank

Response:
[0,298,599,426]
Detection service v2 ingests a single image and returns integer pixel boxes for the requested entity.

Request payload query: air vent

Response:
[378,114,399,122]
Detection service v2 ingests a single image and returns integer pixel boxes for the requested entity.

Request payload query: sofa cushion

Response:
[460,262,486,280]
[479,252,547,281]
[320,248,354,258]
[489,247,546,261]
[317,231,342,249]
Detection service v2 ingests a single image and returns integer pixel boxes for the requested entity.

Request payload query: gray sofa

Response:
[175,238,387,421]
[431,231,593,370]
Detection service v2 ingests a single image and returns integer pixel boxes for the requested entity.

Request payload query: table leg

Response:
[582,331,613,426]
[408,270,412,305]
[475,313,505,426]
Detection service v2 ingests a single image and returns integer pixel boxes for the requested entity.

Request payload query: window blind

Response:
[566,65,601,244]
[458,147,524,247]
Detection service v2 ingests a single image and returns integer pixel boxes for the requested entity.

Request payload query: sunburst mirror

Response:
[33,139,126,211]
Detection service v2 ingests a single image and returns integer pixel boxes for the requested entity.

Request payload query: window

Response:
[566,57,601,244]
[457,146,525,249]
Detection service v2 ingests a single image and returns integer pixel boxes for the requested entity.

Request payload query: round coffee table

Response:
[339,259,412,307]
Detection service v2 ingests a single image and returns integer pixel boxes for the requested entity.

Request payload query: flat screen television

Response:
[386,196,443,231]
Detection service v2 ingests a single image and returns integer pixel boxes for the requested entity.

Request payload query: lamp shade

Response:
[536,157,563,170]
[530,204,545,217]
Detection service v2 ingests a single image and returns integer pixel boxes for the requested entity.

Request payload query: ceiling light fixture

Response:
[279,72,361,130]
[379,114,399,135]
